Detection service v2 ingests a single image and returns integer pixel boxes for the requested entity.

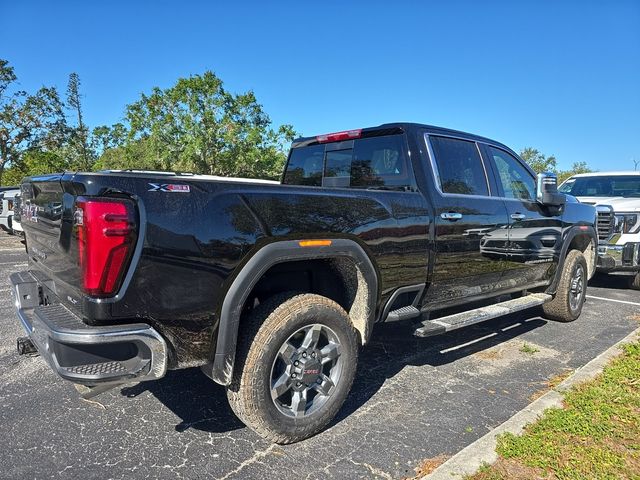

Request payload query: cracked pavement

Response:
[0,233,638,479]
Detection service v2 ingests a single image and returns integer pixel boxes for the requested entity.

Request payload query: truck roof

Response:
[291,122,515,153]
[568,171,640,178]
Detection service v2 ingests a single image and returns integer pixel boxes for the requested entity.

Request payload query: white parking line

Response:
[439,332,498,354]
[586,295,640,307]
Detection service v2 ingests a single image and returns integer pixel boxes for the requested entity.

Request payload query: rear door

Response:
[421,134,511,307]
[481,144,562,288]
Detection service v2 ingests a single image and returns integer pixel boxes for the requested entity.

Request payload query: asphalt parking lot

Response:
[0,233,638,480]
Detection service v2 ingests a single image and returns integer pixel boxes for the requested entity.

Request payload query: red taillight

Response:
[316,129,362,144]
[75,197,136,297]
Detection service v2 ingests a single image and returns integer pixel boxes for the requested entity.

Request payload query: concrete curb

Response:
[424,326,640,480]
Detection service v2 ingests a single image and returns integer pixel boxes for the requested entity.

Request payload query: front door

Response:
[482,144,563,289]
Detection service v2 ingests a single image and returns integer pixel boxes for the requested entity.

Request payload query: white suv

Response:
[560,171,640,288]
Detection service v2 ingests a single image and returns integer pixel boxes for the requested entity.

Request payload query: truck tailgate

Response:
[21,175,82,291]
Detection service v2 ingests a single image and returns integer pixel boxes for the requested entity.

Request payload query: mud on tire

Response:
[226,292,359,444]
[543,249,588,322]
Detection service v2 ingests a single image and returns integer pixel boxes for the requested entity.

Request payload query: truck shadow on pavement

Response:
[336,312,547,424]
[588,273,635,289]
[119,311,547,437]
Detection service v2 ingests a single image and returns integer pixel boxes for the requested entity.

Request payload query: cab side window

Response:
[323,135,411,189]
[429,136,489,196]
[283,145,324,186]
[283,135,412,190]
[488,146,536,201]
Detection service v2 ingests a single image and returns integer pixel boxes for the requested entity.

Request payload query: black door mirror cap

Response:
[536,172,566,207]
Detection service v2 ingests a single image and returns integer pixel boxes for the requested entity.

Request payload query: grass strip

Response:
[468,340,640,480]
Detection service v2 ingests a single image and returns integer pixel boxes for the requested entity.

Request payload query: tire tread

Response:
[227,292,358,444]
[543,249,587,322]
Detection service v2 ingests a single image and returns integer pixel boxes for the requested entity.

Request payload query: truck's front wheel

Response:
[543,249,588,322]
[227,292,359,444]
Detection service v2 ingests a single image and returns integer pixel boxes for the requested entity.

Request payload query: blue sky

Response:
[2,0,639,171]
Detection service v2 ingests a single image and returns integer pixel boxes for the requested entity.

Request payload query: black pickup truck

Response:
[11,123,597,443]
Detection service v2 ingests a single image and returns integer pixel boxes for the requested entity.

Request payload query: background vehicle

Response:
[11,123,597,443]
[560,171,640,289]
[11,193,23,235]
[0,188,20,234]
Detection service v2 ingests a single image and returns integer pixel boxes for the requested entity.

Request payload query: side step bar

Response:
[414,293,551,338]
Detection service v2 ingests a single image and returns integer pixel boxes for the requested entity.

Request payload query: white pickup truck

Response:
[0,188,20,234]
[560,171,640,289]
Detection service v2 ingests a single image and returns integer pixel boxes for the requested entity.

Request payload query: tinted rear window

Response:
[282,144,324,186]
[283,135,411,190]
[429,136,489,196]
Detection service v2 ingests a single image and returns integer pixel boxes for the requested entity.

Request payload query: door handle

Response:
[511,213,526,221]
[441,212,463,221]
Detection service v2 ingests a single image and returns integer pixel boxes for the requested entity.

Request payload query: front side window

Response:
[429,136,489,196]
[488,146,536,201]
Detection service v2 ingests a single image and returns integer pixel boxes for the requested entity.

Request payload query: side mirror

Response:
[536,172,565,207]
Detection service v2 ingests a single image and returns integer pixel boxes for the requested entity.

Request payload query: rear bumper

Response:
[597,242,640,272]
[10,271,167,386]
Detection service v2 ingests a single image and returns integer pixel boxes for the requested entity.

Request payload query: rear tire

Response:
[543,249,588,322]
[227,292,359,444]
[631,272,640,291]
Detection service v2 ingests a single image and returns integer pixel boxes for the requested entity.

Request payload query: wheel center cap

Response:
[297,357,322,385]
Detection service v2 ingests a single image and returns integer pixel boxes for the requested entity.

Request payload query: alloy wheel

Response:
[269,324,343,418]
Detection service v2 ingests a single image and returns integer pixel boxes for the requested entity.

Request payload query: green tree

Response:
[0,59,66,185]
[94,136,162,171]
[520,147,557,174]
[1,65,296,182]
[520,147,593,184]
[2,149,67,184]
[92,122,127,153]
[66,72,93,171]
[118,71,295,179]
[557,161,593,183]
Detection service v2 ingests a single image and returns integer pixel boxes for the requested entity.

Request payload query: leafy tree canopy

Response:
[519,147,593,184]
[1,61,296,184]
[0,59,66,184]
[97,71,296,179]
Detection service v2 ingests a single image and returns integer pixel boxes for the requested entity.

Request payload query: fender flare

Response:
[203,239,379,385]
[548,225,597,294]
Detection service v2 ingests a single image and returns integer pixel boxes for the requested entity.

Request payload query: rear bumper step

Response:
[10,271,167,387]
[414,293,551,337]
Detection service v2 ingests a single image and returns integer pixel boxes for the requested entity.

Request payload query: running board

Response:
[414,293,551,338]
